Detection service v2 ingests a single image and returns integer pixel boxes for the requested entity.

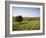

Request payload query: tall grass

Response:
[12,17,40,31]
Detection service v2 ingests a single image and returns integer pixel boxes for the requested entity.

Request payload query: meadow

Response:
[12,17,40,31]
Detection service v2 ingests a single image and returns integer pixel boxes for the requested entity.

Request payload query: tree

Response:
[15,16,23,24]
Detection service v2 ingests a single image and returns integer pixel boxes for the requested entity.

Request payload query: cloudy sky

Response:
[12,7,40,17]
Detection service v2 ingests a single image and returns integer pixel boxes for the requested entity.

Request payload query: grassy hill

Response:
[12,16,40,31]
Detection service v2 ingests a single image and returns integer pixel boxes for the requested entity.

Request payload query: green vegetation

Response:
[15,16,23,24]
[12,17,40,31]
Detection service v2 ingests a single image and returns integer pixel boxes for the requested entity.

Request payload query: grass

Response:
[12,20,40,31]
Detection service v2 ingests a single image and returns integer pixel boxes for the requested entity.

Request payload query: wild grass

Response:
[12,18,40,31]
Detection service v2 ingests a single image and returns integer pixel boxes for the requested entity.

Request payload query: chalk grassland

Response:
[12,17,40,31]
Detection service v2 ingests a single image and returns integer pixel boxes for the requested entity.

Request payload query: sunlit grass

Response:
[12,20,40,31]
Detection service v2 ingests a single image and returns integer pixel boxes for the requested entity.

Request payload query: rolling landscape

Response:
[12,7,40,31]
[12,17,40,31]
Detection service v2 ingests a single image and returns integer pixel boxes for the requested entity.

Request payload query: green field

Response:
[12,17,40,31]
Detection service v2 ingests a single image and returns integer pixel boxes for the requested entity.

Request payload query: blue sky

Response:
[12,7,40,17]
